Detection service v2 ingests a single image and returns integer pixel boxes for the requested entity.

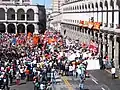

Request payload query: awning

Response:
[93,22,101,30]
[79,20,84,26]
[88,22,94,29]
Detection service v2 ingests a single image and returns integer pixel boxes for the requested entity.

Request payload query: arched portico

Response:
[7,24,15,33]
[27,24,35,33]
[17,9,25,20]
[0,8,5,20]
[7,8,15,20]
[0,23,5,33]
[27,9,34,20]
[17,24,25,33]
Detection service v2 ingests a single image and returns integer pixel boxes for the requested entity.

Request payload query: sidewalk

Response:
[105,68,120,78]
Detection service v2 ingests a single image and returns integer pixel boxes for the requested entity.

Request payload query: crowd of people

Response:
[0,29,109,90]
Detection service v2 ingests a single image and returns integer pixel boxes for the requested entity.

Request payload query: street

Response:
[9,69,120,90]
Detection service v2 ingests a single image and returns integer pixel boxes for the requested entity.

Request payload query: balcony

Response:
[110,23,114,28]
[115,24,120,29]
[104,23,108,27]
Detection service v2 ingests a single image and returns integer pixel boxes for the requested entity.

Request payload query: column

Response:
[90,31,93,40]
[98,33,101,55]
[5,23,7,33]
[94,8,98,22]
[102,33,106,58]
[114,11,119,28]
[107,34,112,60]
[15,23,17,34]
[25,13,27,22]
[103,7,107,27]
[5,12,7,21]
[34,24,39,34]
[15,12,17,22]
[108,10,112,28]
[86,29,89,44]
[25,24,27,34]
[114,35,119,68]
[34,13,39,22]
[16,23,17,34]
[98,8,102,23]
[93,31,96,40]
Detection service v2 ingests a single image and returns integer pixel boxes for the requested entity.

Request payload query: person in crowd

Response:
[69,63,73,76]
[111,66,116,79]
[0,30,100,90]
[51,66,56,84]
[15,71,21,85]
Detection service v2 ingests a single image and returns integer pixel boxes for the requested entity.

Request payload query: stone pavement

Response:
[9,80,34,90]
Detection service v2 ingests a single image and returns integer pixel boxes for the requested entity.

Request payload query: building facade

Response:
[0,4,46,34]
[52,0,64,12]
[0,0,32,5]
[60,0,120,68]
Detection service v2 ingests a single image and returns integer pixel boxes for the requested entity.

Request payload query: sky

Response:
[32,0,52,8]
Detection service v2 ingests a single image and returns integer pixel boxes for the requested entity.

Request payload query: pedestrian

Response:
[78,64,86,90]
[69,64,73,76]
[3,72,9,90]
[51,66,56,84]
[15,72,21,85]
[111,66,116,79]
[25,67,30,81]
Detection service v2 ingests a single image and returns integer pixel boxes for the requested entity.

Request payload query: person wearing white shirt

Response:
[69,64,73,76]
[111,67,116,79]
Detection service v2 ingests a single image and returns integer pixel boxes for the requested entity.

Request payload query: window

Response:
[77,5,79,10]
[11,14,15,20]
[21,15,25,20]
[80,5,81,9]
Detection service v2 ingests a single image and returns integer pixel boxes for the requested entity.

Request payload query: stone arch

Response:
[0,8,5,20]
[75,6,77,10]
[7,24,15,33]
[7,8,15,20]
[82,4,84,9]
[116,0,120,7]
[73,6,74,10]
[88,4,91,9]
[110,0,114,8]
[79,5,81,10]
[0,23,5,33]
[95,2,98,8]
[27,9,34,20]
[105,0,108,9]
[77,5,79,10]
[92,3,94,9]
[100,2,103,8]
[85,4,87,9]
[17,24,25,33]
[17,9,25,20]
[27,24,35,33]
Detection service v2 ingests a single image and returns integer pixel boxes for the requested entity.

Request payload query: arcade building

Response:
[60,0,120,68]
